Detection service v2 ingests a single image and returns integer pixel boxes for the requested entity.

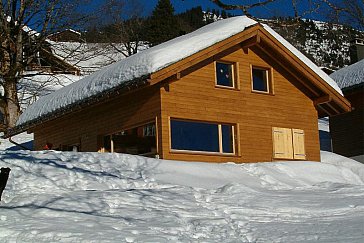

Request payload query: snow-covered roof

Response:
[330,59,364,89]
[16,16,343,128]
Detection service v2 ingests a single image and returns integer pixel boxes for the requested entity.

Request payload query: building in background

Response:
[330,39,364,163]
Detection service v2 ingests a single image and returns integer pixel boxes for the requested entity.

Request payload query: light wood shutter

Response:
[272,127,293,159]
[292,129,306,160]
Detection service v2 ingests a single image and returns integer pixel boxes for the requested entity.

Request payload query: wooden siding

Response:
[159,46,320,163]
[33,86,161,151]
[330,89,364,157]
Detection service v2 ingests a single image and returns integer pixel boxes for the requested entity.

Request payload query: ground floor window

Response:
[272,127,306,160]
[103,122,157,157]
[170,119,236,154]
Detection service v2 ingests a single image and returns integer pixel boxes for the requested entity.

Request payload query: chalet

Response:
[17,24,81,75]
[8,16,351,163]
[47,29,83,43]
[26,46,81,75]
[330,57,364,163]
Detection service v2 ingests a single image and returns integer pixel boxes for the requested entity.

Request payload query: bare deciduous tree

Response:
[322,0,364,30]
[208,0,363,29]
[209,0,276,17]
[95,0,146,57]
[0,0,87,132]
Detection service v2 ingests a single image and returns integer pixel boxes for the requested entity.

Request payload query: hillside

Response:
[259,18,363,69]
[204,14,363,70]
[0,134,364,241]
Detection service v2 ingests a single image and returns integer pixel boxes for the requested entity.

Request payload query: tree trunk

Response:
[3,77,21,129]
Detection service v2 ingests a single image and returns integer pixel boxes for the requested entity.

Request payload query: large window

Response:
[215,62,235,88]
[252,67,271,93]
[103,122,157,157]
[170,119,236,154]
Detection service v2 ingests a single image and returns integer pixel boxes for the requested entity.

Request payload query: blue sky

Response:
[138,0,330,21]
[85,0,339,22]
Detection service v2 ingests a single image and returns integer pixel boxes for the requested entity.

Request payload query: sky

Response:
[81,0,364,30]
[86,0,334,21]
[128,0,332,21]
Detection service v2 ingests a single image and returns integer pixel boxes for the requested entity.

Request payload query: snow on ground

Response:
[0,135,364,242]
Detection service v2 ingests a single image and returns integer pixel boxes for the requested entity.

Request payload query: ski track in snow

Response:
[0,135,364,242]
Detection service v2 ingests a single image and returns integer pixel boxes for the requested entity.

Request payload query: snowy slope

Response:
[49,41,144,74]
[16,16,343,128]
[0,135,364,241]
[18,72,82,110]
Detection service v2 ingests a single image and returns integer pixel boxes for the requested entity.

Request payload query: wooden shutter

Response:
[272,127,293,159]
[292,129,306,160]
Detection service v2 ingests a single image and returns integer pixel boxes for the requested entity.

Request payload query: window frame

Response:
[250,65,273,94]
[169,118,237,156]
[214,61,238,89]
[101,119,158,156]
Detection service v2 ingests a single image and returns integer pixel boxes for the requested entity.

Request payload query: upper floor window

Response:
[215,62,235,88]
[252,67,271,93]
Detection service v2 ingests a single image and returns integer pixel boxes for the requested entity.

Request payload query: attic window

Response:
[252,67,271,93]
[215,62,235,88]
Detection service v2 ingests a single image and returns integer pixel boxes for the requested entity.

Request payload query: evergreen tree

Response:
[177,6,205,33]
[146,0,179,46]
[221,10,227,19]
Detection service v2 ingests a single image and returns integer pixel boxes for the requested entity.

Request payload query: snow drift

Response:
[0,145,363,242]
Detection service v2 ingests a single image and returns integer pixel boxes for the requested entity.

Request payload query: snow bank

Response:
[321,150,364,181]
[0,149,363,241]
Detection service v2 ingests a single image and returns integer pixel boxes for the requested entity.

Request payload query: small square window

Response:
[216,62,234,87]
[252,67,270,93]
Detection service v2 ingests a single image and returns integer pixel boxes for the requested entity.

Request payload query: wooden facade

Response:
[47,29,83,43]
[33,86,161,152]
[330,87,364,158]
[23,24,351,163]
[157,47,320,162]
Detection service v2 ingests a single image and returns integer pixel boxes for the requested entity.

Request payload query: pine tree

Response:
[146,0,179,46]
[177,6,205,33]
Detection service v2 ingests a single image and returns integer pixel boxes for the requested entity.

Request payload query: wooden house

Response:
[8,17,351,163]
[330,59,364,163]
[47,29,83,43]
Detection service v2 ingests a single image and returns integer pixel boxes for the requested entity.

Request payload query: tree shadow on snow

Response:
[5,141,33,151]
[0,151,121,179]
[0,193,145,223]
